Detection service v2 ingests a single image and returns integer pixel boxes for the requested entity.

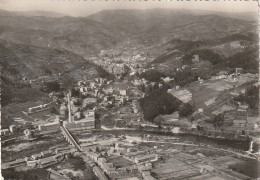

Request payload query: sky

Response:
[0,0,258,17]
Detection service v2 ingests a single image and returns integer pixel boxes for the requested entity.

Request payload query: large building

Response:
[167,88,192,103]
[38,122,60,131]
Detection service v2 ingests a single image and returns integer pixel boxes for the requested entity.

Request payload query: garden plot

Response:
[206,80,234,91]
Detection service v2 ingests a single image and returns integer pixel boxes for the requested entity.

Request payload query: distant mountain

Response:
[0,11,122,57]
[170,9,258,21]
[0,9,67,17]
[89,9,257,42]
[0,9,257,58]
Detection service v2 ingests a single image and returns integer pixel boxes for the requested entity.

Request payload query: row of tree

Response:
[234,85,259,111]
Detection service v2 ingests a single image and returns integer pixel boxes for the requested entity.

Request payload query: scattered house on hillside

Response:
[167,88,192,103]
[192,55,200,63]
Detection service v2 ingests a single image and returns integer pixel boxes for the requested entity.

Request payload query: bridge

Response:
[60,125,82,152]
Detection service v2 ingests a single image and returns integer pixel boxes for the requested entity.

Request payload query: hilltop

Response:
[0,9,67,18]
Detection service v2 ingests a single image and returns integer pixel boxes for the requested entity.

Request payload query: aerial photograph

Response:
[0,0,259,179]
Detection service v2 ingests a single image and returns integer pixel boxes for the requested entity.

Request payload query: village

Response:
[1,47,260,179]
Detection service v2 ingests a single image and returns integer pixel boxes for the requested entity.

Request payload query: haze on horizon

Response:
[0,0,258,17]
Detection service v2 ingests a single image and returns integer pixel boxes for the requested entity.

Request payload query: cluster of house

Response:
[2,146,72,169]
[210,69,246,82]
[99,49,122,57]
[93,56,129,76]
[92,43,154,78]
[80,139,159,180]
[77,78,129,107]
[132,78,162,93]
[57,76,145,130]
[190,101,259,137]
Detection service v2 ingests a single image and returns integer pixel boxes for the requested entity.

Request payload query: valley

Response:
[0,7,259,180]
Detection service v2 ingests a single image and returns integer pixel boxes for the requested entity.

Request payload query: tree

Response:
[233,85,259,111]
[71,88,80,97]
[43,81,61,93]
[245,85,259,110]
[179,103,193,117]
[226,48,258,73]
[138,87,181,122]
[138,69,166,82]
[154,116,164,129]
[73,99,82,106]
[50,107,59,114]
[213,113,225,128]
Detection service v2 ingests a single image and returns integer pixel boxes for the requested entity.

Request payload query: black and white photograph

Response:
[0,0,259,179]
